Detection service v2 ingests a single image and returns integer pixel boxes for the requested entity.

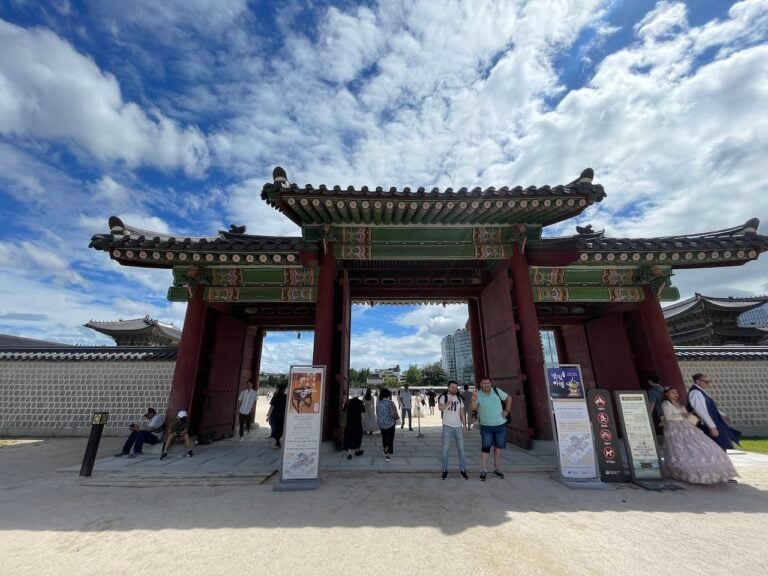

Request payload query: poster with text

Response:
[546,365,598,480]
[281,365,326,481]
[615,391,662,481]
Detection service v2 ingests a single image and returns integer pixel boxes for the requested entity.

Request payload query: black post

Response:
[80,412,109,477]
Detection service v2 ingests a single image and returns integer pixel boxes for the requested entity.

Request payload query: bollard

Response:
[79,412,110,477]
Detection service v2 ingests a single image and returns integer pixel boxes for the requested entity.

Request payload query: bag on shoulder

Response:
[493,387,511,424]
[389,401,400,422]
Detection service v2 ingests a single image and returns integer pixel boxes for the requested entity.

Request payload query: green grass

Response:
[739,438,768,455]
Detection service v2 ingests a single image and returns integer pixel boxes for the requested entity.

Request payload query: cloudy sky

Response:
[1,0,767,371]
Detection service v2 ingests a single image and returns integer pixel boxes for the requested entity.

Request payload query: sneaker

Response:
[128,453,138,458]
[441,469,448,480]
[275,440,281,447]
[409,428,414,431]
[385,455,391,462]
[480,469,487,482]
[460,470,469,480]
[494,470,505,479]
[187,450,194,457]
[160,452,168,460]
[114,452,128,457]
[347,454,353,460]
[239,436,245,442]
[354,450,364,456]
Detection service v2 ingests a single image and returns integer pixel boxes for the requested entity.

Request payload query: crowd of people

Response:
[114,372,742,485]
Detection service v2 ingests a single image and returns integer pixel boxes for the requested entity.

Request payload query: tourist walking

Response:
[377,388,399,461]
[470,378,512,481]
[343,394,366,459]
[237,380,258,441]
[427,389,436,415]
[115,407,165,457]
[645,375,665,434]
[438,381,468,479]
[398,383,414,431]
[462,384,474,430]
[661,388,738,484]
[266,383,287,448]
[362,387,378,434]
[687,373,742,450]
[160,410,193,459]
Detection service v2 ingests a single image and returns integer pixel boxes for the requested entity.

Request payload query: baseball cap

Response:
[177,410,188,418]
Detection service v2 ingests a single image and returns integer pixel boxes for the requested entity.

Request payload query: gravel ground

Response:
[1,436,767,576]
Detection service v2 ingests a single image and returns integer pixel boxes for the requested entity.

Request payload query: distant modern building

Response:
[84,316,182,347]
[663,294,768,346]
[366,365,403,386]
[441,329,473,384]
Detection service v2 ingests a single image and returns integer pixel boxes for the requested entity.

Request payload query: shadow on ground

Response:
[1,436,767,536]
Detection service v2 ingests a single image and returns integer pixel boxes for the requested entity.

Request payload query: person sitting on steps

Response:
[160,410,193,460]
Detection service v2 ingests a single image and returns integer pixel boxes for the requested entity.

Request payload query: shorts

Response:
[480,424,507,453]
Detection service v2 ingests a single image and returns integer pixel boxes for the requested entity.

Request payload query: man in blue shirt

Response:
[470,378,512,481]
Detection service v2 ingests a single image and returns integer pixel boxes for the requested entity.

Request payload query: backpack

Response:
[438,392,463,420]
[493,387,512,424]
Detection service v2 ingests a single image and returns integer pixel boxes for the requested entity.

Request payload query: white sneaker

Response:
[239,436,244,442]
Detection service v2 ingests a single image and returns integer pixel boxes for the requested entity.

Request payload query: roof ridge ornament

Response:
[575,224,605,239]
[273,166,290,188]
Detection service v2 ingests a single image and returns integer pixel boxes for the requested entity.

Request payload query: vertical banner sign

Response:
[545,365,598,480]
[614,391,662,481]
[277,365,326,490]
[586,390,627,483]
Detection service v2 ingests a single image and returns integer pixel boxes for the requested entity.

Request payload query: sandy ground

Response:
[2,412,768,576]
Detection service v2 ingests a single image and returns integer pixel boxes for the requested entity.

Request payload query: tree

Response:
[421,362,448,388]
[383,375,399,388]
[404,364,422,386]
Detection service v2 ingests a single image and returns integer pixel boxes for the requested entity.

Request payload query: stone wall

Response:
[0,361,174,437]
[678,360,768,436]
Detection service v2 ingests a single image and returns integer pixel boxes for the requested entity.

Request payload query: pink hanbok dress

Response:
[662,401,738,484]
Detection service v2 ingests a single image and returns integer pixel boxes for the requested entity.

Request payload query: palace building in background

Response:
[87,167,768,447]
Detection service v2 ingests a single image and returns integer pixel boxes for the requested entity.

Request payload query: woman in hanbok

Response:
[362,388,378,434]
[661,388,738,484]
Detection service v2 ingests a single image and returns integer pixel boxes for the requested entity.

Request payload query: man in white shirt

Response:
[439,380,468,479]
[115,407,165,457]
[238,381,258,441]
[398,384,414,431]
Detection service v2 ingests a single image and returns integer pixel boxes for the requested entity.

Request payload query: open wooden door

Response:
[198,313,246,439]
[479,265,530,448]
[338,270,351,404]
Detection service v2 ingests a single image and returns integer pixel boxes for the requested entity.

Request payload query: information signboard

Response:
[545,365,598,481]
[614,391,662,481]
[276,365,326,490]
[587,389,627,483]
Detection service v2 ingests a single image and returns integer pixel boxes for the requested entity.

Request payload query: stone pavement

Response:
[65,413,557,485]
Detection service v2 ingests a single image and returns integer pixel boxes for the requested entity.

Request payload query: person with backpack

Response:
[438,380,468,480]
[470,378,512,481]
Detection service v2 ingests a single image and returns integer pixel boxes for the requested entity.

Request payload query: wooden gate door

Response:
[198,313,246,439]
[338,270,351,406]
[480,265,530,448]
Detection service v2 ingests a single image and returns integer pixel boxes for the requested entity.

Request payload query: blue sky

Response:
[1,1,767,370]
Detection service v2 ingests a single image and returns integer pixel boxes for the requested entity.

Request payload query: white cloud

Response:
[0,18,209,175]
[225,178,302,236]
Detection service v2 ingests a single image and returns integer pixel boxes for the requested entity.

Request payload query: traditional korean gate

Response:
[479,265,530,448]
[198,312,246,439]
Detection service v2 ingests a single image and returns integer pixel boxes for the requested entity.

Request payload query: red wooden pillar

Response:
[313,247,337,438]
[638,285,686,399]
[509,246,552,440]
[467,298,487,383]
[167,289,207,420]
[250,327,264,389]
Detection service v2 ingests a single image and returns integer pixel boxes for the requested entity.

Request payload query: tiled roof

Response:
[261,167,605,227]
[89,217,302,268]
[84,317,182,340]
[538,219,768,268]
[0,347,178,362]
[663,293,768,319]
[0,334,74,348]
[674,346,768,361]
